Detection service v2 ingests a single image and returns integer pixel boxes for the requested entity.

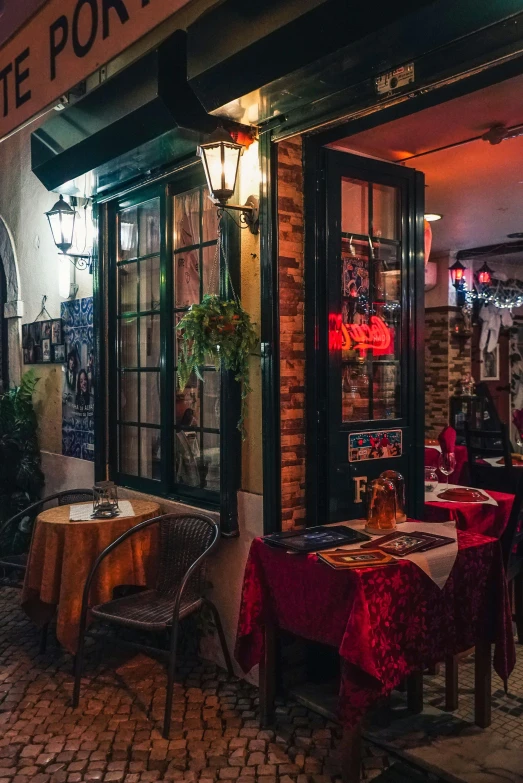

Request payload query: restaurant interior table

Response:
[425,443,468,484]
[22,499,160,653]
[424,487,514,538]
[236,528,515,782]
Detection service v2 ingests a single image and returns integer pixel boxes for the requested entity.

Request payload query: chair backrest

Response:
[155,513,218,600]
[501,473,523,571]
[464,422,516,493]
[57,488,96,506]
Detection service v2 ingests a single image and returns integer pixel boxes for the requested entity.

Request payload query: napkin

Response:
[438,425,456,456]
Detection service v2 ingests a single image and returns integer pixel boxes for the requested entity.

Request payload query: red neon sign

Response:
[329,314,392,355]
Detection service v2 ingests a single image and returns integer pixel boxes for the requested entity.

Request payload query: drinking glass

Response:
[438,452,456,486]
[424,466,438,494]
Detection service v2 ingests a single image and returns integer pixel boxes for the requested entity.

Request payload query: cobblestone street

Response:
[0,588,447,783]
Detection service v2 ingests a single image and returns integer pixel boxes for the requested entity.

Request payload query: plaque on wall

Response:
[22,319,64,364]
[348,429,402,462]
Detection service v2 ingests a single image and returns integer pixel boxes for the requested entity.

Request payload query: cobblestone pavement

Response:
[0,588,443,783]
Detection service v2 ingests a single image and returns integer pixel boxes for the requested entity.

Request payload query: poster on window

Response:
[61,297,95,461]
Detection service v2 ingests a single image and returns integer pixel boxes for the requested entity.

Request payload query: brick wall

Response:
[425,307,471,438]
[277,138,306,530]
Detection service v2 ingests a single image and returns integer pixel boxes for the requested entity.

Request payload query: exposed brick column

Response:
[277,138,306,530]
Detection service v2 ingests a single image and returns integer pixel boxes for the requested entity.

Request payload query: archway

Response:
[0,216,22,387]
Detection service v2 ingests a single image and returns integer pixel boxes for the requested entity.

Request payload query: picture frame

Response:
[41,320,52,339]
[51,319,62,345]
[53,344,66,363]
[42,338,51,363]
[480,343,500,381]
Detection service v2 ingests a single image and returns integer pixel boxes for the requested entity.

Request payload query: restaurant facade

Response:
[2,0,523,661]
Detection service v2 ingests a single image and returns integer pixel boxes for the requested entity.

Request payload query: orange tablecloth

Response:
[21,500,160,653]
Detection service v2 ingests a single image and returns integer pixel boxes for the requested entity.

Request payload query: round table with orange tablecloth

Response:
[21,500,160,653]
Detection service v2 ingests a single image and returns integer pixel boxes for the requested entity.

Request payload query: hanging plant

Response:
[177,294,258,437]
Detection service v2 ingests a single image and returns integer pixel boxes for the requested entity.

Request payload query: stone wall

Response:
[425,306,471,438]
[277,138,306,530]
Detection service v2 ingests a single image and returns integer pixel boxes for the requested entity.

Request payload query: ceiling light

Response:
[424,213,443,222]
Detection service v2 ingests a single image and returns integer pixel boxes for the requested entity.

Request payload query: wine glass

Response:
[438,452,456,487]
[424,466,438,494]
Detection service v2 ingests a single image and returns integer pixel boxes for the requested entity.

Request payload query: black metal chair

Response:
[73,512,233,738]
[0,488,97,651]
[464,422,518,494]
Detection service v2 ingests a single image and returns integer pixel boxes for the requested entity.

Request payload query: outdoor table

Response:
[425,444,468,484]
[424,488,514,538]
[21,500,161,653]
[235,529,515,782]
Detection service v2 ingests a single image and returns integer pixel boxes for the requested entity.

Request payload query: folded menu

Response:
[318,548,393,569]
[263,525,371,553]
[360,530,455,556]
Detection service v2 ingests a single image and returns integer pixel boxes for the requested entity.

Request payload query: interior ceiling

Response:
[333,72,523,255]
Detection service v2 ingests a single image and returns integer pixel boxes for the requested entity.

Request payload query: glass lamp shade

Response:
[198,127,243,205]
[477,262,493,286]
[449,259,466,288]
[46,195,76,253]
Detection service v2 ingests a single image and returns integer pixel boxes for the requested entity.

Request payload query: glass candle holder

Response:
[92,480,119,518]
[365,478,397,532]
[380,470,407,523]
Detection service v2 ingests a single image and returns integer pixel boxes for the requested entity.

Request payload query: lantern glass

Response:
[198,129,243,205]
[92,481,119,518]
[478,262,493,286]
[46,195,76,253]
[449,260,466,287]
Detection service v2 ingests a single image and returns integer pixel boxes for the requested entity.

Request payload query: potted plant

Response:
[0,370,45,556]
[177,295,258,437]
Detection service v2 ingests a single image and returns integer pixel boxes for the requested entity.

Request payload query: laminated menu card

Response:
[318,548,393,569]
[361,530,455,556]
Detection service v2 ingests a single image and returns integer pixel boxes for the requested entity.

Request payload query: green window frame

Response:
[104,166,241,527]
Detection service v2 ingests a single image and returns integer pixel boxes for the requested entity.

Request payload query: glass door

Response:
[307,148,425,523]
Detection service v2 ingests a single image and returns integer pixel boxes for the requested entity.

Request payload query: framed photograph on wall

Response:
[51,319,62,345]
[42,339,51,363]
[53,344,65,363]
[480,344,500,381]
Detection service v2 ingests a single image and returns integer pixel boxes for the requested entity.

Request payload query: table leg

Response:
[259,622,276,728]
[340,722,362,783]
[445,655,458,711]
[406,670,423,714]
[474,640,491,728]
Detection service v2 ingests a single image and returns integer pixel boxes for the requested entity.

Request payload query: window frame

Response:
[102,163,241,528]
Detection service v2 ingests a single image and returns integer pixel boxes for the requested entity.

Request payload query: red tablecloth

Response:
[425,489,514,539]
[235,530,514,729]
[425,444,468,484]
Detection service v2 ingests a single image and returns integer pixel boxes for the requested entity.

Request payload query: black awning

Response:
[31,30,217,196]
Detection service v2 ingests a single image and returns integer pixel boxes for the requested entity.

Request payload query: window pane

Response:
[202,188,219,243]
[374,244,400,303]
[138,199,160,257]
[341,178,368,236]
[119,207,138,261]
[174,189,200,250]
[372,363,400,420]
[119,425,139,475]
[202,244,219,297]
[139,315,160,367]
[175,429,200,487]
[119,318,138,368]
[140,255,160,312]
[203,370,220,429]
[175,248,200,307]
[141,428,161,480]
[118,263,138,314]
[120,372,138,422]
[372,183,397,240]
[203,432,220,491]
[140,372,161,425]
[175,372,200,427]
[342,365,371,423]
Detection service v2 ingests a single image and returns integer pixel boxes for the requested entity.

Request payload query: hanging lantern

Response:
[198,127,243,205]
[45,195,77,253]
[477,261,493,286]
[449,259,466,288]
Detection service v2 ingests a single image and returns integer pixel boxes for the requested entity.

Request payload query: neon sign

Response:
[329,314,392,355]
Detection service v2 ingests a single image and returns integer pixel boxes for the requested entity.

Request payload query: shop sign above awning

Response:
[0,0,191,143]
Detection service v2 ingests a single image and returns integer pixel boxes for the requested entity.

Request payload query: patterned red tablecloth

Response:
[425,444,468,484]
[235,530,515,728]
[424,489,514,538]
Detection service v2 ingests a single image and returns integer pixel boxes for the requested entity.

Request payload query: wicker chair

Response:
[0,488,97,652]
[73,513,233,738]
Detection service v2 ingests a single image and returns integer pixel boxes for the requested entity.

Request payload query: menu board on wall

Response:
[61,297,94,462]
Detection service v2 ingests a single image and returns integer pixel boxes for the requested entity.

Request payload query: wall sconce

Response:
[198,127,259,234]
[477,261,493,286]
[449,259,466,307]
[45,194,93,273]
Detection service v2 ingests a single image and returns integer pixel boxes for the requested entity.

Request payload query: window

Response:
[109,169,240,514]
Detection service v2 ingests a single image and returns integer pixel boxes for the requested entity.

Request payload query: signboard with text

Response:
[0,0,191,141]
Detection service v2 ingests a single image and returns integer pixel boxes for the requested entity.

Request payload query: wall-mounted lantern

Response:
[45,195,92,273]
[477,261,493,286]
[449,259,466,307]
[198,127,259,234]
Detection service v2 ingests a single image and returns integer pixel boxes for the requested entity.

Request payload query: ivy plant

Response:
[176,295,258,438]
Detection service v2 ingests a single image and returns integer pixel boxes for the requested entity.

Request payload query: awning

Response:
[31,31,217,196]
